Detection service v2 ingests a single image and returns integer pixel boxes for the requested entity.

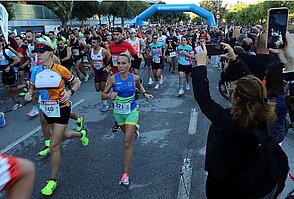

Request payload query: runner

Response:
[56,38,74,73]
[109,27,138,132]
[149,34,165,90]
[144,30,154,85]
[127,29,143,76]
[25,30,39,117]
[164,28,178,74]
[101,53,153,186]
[0,155,35,199]
[68,31,89,82]
[176,36,194,96]
[0,37,25,110]
[88,36,111,112]
[24,40,89,196]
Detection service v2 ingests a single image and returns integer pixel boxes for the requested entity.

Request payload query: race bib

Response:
[152,57,161,63]
[93,61,103,70]
[112,56,118,66]
[113,101,131,114]
[72,49,80,56]
[169,52,176,57]
[41,100,60,117]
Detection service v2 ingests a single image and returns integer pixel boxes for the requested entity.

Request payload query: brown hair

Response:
[231,75,276,127]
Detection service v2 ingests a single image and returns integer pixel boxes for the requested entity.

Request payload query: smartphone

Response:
[205,44,226,56]
[266,7,288,49]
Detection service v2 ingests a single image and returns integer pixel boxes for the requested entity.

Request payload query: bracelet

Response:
[70,89,75,96]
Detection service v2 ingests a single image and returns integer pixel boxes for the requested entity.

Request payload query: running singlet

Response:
[149,42,163,63]
[127,38,141,58]
[58,47,73,68]
[70,39,81,57]
[177,45,193,65]
[90,48,104,71]
[113,73,137,114]
[30,64,74,108]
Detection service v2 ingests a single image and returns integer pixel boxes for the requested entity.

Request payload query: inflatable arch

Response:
[135,4,216,27]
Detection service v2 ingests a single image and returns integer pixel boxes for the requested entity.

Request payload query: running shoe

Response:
[0,112,6,128]
[119,172,129,186]
[148,78,154,85]
[84,74,89,82]
[19,91,26,97]
[112,122,120,132]
[100,104,109,112]
[134,124,140,140]
[76,116,84,132]
[154,83,159,90]
[178,88,184,96]
[186,84,190,91]
[159,75,163,85]
[38,147,50,156]
[80,130,89,146]
[41,180,57,196]
[12,103,22,111]
[27,107,39,117]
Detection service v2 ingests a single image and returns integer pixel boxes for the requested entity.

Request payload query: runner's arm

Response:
[101,76,115,100]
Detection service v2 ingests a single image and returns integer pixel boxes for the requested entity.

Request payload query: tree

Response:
[100,1,113,27]
[72,1,99,24]
[0,2,15,20]
[28,1,74,28]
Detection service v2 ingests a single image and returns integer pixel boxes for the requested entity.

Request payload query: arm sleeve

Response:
[191,66,225,123]
[127,42,137,56]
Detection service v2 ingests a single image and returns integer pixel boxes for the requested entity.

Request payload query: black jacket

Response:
[191,66,289,198]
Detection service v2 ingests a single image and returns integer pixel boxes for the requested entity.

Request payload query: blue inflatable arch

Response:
[135,4,216,27]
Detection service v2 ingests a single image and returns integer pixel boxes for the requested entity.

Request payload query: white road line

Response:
[177,150,193,199]
[188,108,198,135]
[0,99,85,154]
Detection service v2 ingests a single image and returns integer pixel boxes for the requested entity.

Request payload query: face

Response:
[181,37,187,45]
[37,50,52,63]
[49,33,54,40]
[91,39,100,48]
[57,40,64,49]
[25,32,34,43]
[117,55,131,73]
[106,35,112,42]
[153,36,158,43]
[113,32,122,42]
[15,37,22,45]
[70,34,76,41]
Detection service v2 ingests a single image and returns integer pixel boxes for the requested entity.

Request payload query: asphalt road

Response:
[1,58,294,199]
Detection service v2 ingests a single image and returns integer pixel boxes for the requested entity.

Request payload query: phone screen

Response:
[206,44,225,56]
[267,8,288,49]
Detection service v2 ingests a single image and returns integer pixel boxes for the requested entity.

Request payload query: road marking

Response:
[177,149,193,199]
[188,108,198,135]
[0,99,85,154]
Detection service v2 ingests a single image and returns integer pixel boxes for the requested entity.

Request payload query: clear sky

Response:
[163,0,257,8]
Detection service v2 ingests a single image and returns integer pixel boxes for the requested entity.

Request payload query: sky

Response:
[163,0,257,8]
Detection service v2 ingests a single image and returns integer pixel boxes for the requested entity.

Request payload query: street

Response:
[1,60,294,199]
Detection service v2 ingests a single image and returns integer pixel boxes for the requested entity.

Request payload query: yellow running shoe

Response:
[76,116,84,132]
[80,130,89,146]
[41,180,57,196]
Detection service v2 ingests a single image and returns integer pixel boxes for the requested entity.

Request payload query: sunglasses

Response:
[117,61,127,65]
[153,37,158,39]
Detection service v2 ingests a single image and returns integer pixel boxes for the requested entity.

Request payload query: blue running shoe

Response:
[0,112,6,128]
[100,104,109,112]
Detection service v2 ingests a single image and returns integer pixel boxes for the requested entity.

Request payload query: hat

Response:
[112,27,123,33]
[35,40,54,53]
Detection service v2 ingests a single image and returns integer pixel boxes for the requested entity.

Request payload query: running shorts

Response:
[94,69,108,83]
[131,57,142,70]
[43,105,71,124]
[151,59,164,70]
[113,106,139,126]
[178,63,192,74]
[0,155,22,191]
[145,58,152,67]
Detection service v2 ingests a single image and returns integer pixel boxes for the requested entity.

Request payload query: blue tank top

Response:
[113,73,137,111]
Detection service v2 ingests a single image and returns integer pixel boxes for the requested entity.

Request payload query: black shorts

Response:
[131,57,142,70]
[2,70,16,86]
[178,63,192,74]
[151,58,164,70]
[43,105,70,124]
[145,58,152,67]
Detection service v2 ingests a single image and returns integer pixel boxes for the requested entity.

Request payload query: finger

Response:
[268,48,281,54]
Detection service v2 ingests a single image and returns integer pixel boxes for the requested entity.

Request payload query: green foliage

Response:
[0,2,15,20]
[72,1,99,22]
